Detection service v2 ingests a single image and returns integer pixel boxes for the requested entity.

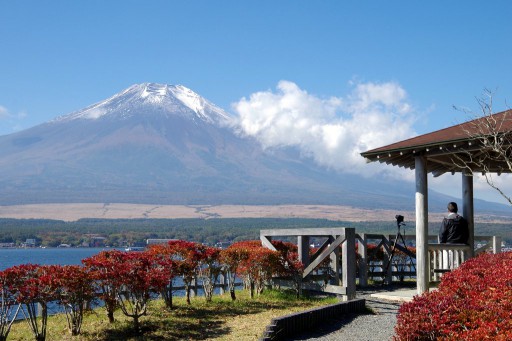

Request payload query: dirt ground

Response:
[0,203,500,223]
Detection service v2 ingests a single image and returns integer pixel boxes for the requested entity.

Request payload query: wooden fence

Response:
[357,233,502,285]
[261,228,356,300]
[261,228,503,298]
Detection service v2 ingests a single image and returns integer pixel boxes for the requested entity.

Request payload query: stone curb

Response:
[259,298,366,340]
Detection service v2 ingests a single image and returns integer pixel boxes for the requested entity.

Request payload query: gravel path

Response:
[287,289,403,341]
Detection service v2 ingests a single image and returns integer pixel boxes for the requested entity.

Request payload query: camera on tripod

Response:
[395,214,405,229]
[382,214,415,285]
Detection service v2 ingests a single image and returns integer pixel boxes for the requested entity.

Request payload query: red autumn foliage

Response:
[165,240,205,305]
[146,243,178,308]
[0,270,21,341]
[114,251,170,332]
[82,250,125,323]
[219,243,250,301]
[53,265,96,336]
[394,251,512,340]
[364,243,386,261]
[197,246,222,302]
[244,247,281,298]
[270,241,304,297]
[3,264,60,341]
[232,240,287,298]
[271,240,298,256]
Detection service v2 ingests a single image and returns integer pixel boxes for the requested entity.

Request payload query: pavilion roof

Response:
[360,109,512,177]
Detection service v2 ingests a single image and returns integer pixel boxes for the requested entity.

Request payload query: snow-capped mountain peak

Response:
[53,83,232,125]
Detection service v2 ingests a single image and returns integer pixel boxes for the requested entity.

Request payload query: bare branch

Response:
[453,90,512,205]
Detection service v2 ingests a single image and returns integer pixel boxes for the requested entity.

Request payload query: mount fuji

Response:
[0,83,503,212]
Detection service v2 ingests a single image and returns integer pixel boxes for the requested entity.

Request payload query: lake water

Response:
[0,247,113,270]
[0,247,222,295]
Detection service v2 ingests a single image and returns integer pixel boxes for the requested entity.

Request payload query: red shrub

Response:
[54,265,96,336]
[4,264,60,341]
[394,251,512,340]
[82,250,125,323]
[219,245,250,301]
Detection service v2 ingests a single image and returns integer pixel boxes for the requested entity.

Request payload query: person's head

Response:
[447,202,458,213]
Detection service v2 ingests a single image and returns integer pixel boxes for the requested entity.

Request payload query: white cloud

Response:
[16,111,27,119]
[431,172,512,205]
[233,80,418,177]
[0,106,9,119]
[232,81,512,204]
[0,105,28,134]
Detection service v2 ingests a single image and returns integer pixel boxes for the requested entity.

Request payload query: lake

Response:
[0,247,113,270]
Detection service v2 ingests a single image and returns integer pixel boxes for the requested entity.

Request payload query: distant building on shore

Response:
[215,241,232,249]
[146,238,177,245]
[21,239,37,248]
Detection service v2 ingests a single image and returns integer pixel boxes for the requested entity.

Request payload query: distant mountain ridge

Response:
[0,83,510,215]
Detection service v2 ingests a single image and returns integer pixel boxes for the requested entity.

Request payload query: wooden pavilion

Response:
[361,109,512,294]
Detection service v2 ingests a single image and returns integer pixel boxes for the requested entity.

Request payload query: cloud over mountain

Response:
[233,80,417,175]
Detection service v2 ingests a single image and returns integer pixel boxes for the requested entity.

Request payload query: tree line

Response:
[0,217,509,247]
[0,218,397,247]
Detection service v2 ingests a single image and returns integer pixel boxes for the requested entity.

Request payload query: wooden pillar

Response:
[462,172,474,258]
[493,236,502,254]
[342,228,356,300]
[298,236,310,268]
[330,236,340,285]
[357,234,368,287]
[219,273,226,295]
[191,276,197,297]
[415,155,429,294]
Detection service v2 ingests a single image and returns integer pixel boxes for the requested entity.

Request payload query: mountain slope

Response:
[0,83,508,214]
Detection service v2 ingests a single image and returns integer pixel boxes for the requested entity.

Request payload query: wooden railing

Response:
[428,235,502,284]
[357,233,417,286]
[260,228,356,300]
[356,233,503,286]
[260,229,503,296]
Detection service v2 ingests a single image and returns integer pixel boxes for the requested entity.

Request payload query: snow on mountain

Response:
[53,83,232,125]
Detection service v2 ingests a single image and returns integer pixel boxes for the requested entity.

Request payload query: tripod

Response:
[382,215,416,285]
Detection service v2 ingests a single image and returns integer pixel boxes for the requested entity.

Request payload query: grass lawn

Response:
[8,289,338,340]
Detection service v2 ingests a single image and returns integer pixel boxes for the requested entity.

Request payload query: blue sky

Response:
[2,1,512,203]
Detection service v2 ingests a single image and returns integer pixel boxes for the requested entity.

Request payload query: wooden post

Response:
[386,235,394,284]
[493,236,502,254]
[357,234,368,287]
[260,235,276,251]
[342,228,356,300]
[330,235,340,285]
[415,155,429,294]
[298,236,310,268]
[462,172,474,258]
[219,273,226,295]
[191,277,197,297]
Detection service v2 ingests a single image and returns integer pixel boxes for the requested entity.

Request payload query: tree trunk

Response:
[161,281,173,309]
[133,315,140,335]
[107,309,115,324]
[169,281,173,309]
[185,284,191,305]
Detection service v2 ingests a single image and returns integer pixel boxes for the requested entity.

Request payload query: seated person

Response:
[439,202,469,244]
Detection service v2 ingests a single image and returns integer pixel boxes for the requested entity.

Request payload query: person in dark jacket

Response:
[439,202,469,244]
